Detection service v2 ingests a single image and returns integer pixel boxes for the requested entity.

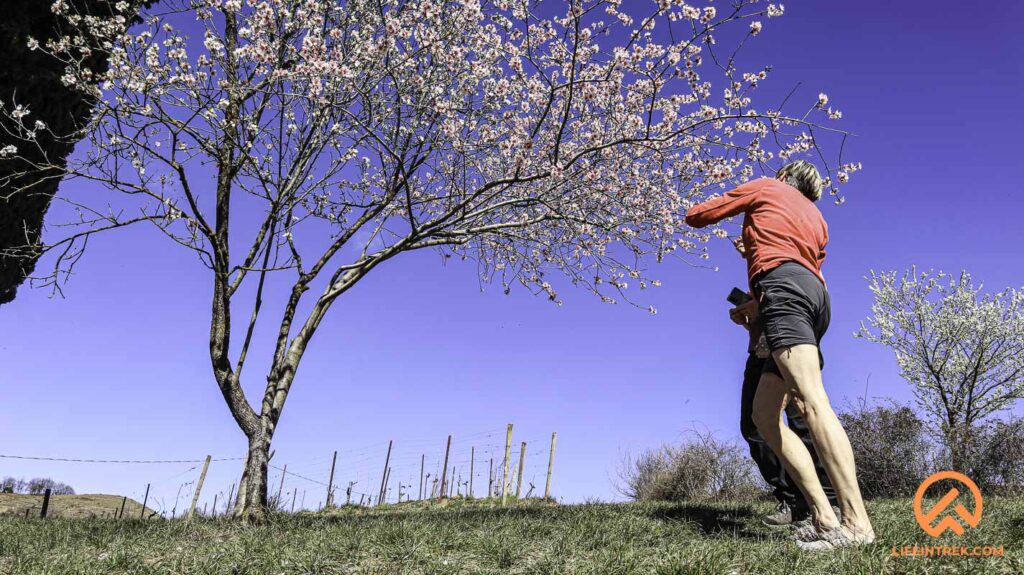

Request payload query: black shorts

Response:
[752,262,830,377]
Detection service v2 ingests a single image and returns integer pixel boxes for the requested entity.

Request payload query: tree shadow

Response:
[648,502,776,540]
[285,503,555,526]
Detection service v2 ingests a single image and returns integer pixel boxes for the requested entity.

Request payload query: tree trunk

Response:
[234,432,270,523]
[945,423,975,476]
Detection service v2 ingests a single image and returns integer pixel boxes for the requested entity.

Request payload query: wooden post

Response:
[346,482,353,506]
[140,483,150,519]
[545,432,557,499]
[419,454,425,500]
[380,466,391,505]
[378,440,393,504]
[501,424,512,505]
[291,489,297,513]
[326,450,337,508]
[39,488,51,518]
[226,482,236,514]
[276,464,288,509]
[187,455,212,520]
[516,442,527,498]
[212,494,219,517]
[118,496,127,519]
[202,502,208,516]
[488,458,494,497]
[469,447,475,498]
[439,435,452,499]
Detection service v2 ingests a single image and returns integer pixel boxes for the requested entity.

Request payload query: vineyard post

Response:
[276,464,287,509]
[501,424,512,505]
[39,489,51,518]
[515,442,526,498]
[187,455,212,520]
[377,440,393,504]
[545,432,557,499]
[140,483,151,519]
[419,454,425,500]
[326,450,337,508]
[439,435,452,499]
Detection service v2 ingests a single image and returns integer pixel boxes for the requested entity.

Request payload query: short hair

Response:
[776,160,823,202]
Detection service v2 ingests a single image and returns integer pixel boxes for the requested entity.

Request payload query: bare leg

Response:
[752,371,840,531]
[772,344,874,540]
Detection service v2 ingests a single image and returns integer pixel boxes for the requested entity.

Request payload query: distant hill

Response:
[0,493,157,519]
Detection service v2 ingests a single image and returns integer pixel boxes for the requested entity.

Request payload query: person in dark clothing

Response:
[737,313,838,527]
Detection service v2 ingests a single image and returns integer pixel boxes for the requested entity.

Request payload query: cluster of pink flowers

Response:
[9,0,855,310]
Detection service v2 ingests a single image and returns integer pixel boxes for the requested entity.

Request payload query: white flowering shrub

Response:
[2,0,854,520]
[858,269,1024,474]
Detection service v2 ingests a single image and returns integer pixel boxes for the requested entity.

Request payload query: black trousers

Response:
[740,353,837,515]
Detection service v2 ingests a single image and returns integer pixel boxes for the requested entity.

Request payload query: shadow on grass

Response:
[277,504,555,527]
[648,503,774,540]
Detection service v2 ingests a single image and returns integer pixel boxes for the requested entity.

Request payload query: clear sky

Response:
[2,0,1023,513]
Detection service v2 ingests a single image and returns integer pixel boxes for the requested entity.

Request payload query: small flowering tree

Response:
[858,269,1024,474]
[2,0,855,521]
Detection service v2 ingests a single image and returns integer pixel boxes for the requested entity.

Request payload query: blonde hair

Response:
[776,160,823,202]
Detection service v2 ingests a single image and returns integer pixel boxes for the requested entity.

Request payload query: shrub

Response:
[620,432,767,503]
[839,401,932,498]
[1,477,76,495]
[964,419,1024,495]
[0,477,24,494]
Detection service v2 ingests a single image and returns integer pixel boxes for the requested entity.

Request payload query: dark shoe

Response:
[762,502,794,529]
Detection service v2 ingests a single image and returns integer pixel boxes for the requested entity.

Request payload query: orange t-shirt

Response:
[685,178,828,288]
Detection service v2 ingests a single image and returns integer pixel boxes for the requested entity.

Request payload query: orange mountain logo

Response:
[913,471,983,537]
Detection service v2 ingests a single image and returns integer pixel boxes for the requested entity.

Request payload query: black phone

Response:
[727,287,752,307]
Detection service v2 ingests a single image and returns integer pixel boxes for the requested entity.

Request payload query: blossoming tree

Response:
[859,269,1024,474]
[2,0,856,520]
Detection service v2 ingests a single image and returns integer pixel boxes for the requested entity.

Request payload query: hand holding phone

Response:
[727,287,752,306]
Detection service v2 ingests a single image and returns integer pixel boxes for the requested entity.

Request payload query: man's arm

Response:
[684,178,765,228]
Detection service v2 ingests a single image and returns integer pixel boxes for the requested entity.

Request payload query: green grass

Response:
[1,497,1022,574]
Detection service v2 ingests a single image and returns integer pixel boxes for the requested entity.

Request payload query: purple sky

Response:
[3,0,1023,512]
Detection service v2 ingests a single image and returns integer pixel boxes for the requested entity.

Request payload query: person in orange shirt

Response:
[687,161,874,550]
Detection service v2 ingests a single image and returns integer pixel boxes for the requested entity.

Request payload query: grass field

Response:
[0,493,155,520]
[1,497,1021,574]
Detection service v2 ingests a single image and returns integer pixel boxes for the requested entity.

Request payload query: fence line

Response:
[0,454,244,464]
[2,424,558,517]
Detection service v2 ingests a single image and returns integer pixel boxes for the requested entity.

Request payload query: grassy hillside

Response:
[0,493,155,519]
[1,497,1022,574]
